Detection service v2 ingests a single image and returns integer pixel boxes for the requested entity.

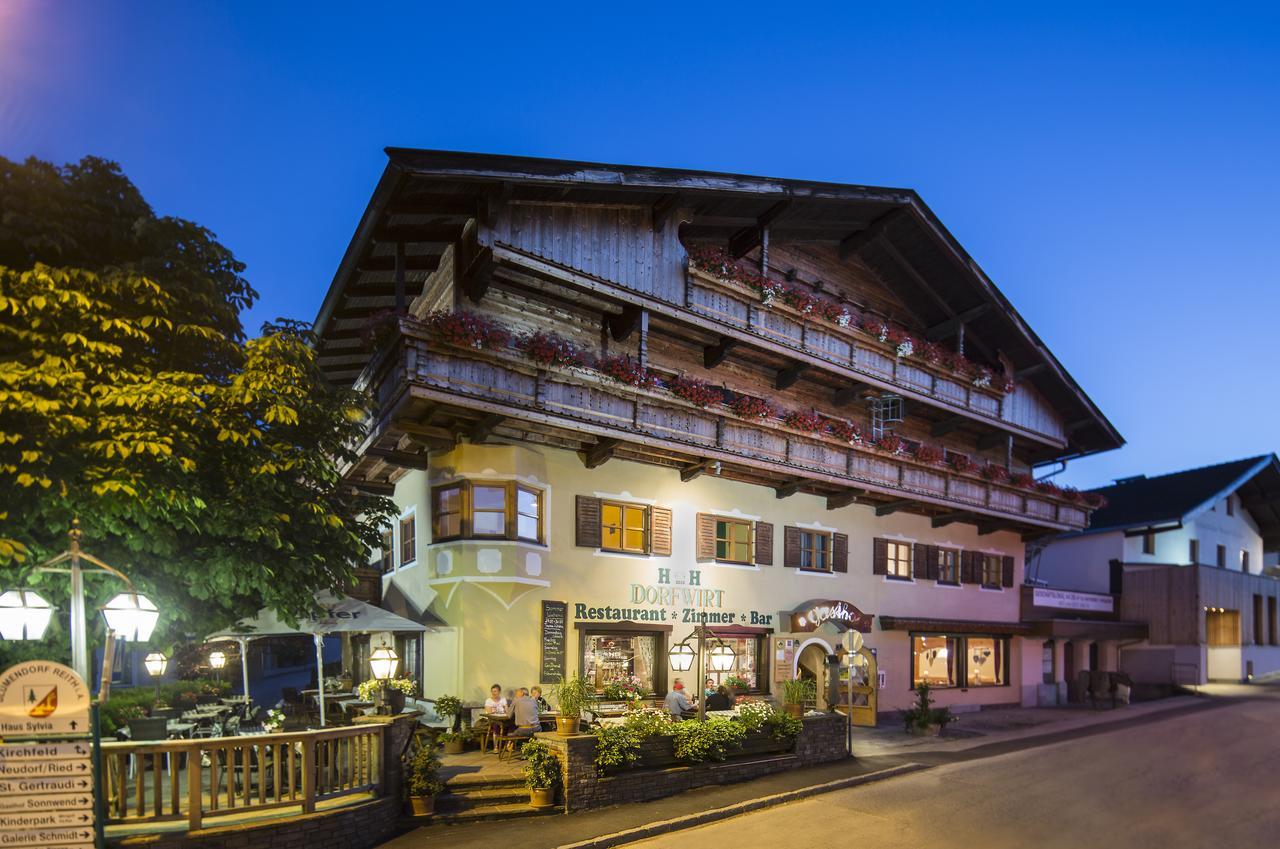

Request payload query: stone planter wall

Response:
[541,713,847,812]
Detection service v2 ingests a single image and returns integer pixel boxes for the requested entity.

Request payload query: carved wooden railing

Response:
[377,327,1090,530]
[100,724,383,831]
[684,266,1066,443]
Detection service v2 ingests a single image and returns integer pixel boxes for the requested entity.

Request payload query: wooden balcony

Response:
[352,322,1092,533]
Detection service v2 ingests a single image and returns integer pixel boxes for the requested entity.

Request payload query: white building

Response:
[1033,455,1280,686]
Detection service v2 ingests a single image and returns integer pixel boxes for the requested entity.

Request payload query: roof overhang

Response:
[1026,619,1149,641]
[878,616,1032,636]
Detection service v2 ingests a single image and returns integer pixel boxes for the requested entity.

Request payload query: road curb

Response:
[553,763,928,849]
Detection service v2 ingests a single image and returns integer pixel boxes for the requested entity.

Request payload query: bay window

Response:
[430,480,545,543]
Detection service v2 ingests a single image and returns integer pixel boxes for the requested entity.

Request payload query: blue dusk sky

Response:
[2,2,1277,489]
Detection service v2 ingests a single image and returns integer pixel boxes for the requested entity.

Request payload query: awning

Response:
[1027,619,1149,641]
[878,616,1032,636]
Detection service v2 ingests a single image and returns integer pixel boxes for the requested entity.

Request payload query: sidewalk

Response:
[378,694,1229,849]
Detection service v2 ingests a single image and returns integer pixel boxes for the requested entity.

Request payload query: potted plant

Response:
[551,675,595,736]
[437,730,467,755]
[356,677,416,714]
[782,677,816,718]
[902,683,952,737]
[521,739,561,809]
[723,674,750,696]
[434,694,463,729]
[405,739,445,817]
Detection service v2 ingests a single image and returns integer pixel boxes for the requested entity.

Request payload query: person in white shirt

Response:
[484,684,509,715]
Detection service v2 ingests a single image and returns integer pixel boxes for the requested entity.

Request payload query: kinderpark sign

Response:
[789,599,873,634]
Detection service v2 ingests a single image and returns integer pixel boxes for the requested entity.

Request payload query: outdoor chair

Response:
[281,687,301,706]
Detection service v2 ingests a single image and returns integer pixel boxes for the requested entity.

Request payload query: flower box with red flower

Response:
[872,434,906,455]
[913,444,945,465]
[668,375,723,408]
[688,245,738,280]
[782,408,824,433]
[883,327,915,359]
[1033,479,1062,497]
[826,419,863,444]
[728,393,773,421]
[426,309,511,351]
[949,453,978,474]
[599,354,656,388]
[1009,472,1036,489]
[517,330,585,368]
[781,285,818,316]
[981,463,1010,483]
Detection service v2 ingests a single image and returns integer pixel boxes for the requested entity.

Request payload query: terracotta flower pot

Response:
[408,795,435,817]
[556,715,580,736]
[784,703,804,718]
[443,738,465,755]
[529,787,556,809]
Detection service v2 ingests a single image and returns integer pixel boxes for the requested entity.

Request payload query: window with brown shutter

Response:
[832,533,848,573]
[872,538,888,575]
[936,548,959,584]
[799,531,833,572]
[650,507,673,556]
[695,513,717,560]
[913,545,928,579]
[980,554,1003,589]
[602,501,648,554]
[714,518,752,564]
[576,495,602,548]
[1001,555,1015,588]
[783,526,802,568]
[960,551,976,584]
[754,522,773,566]
[885,541,912,580]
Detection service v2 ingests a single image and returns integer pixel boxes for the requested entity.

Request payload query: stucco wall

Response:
[1030,532,1123,593]
[374,442,1030,713]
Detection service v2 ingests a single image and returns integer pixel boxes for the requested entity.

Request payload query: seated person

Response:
[704,685,733,712]
[663,679,697,719]
[484,683,509,716]
[511,687,540,738]
[531,686,551,713]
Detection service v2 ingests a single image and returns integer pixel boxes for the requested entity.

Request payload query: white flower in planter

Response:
[972,372,992,389]
[876,325,889,343]
[835,310,852,327]
[759,285,780,306]
[896,339,914,358]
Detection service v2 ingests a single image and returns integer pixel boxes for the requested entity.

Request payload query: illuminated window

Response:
[715,519,753,564]
[937,548,959,585]
[981,554,1003,589]
[1207,610,1239,646]
[602,502,648,554]
[582,631,661,695]
[912,634,1009,688]
[702,637,765,692]
[800,531,831,572]
[399,514,416,564]
[965,637,1005,686]
[886,541,912,579]
[431,480,545,543]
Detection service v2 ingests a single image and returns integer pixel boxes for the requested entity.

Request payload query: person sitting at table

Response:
[664,679,697,720]
[705,685,733,712]
[704,677,716,697]
[530,685,551,712]
[510,687,540,740]
[485,683,509,715]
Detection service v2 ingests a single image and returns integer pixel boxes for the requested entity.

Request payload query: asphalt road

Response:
[628,690,1280,849]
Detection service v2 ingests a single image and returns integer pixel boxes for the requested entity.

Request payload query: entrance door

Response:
[1089,641,1099,671]
[796,644,828,710]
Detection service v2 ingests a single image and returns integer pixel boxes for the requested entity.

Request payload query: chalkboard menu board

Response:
[540,600,567,683]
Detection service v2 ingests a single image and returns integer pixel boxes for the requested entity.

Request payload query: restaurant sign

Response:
[790,599,872,634]
[1032,588,1114,613]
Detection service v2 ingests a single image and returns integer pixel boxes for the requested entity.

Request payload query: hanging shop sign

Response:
[0,662,90,738]
[1031,588,1114,613]
[789,599,873,634]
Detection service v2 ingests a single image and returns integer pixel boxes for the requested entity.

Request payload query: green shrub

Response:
[781,677,816,706]
[672,717,746,763]
[902,683,952,733]
[552,675,595,718]
[521,740,561,790]
[405,739,444,798]
[594,724,641,773]
[433,695,462,721]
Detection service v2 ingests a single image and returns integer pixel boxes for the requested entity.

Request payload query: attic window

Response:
[868,395,904,441]
[1227,496,1234,516]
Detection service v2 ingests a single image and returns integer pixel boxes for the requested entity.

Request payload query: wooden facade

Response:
[316,151,1122,536]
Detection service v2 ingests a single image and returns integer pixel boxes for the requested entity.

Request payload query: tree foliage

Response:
[0,156,394,660]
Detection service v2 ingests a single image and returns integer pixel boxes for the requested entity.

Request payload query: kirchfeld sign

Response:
[789,599,873,634]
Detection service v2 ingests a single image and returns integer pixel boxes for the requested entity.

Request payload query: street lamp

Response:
[1,521,160,683]
[369,645,400,681]
[0,589,53,640]
[209,649,227,681]
[667,624,736,721]
[144,651,168,699]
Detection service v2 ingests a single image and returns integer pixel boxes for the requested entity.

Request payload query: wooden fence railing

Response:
[100,724,384,830]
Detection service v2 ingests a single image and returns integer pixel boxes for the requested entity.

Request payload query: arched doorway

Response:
[795,639,833,710]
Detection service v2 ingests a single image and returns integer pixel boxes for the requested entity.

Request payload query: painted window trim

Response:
[399,510,417,566]
[798,529,833,573]
[430,479,546,545]
[600,499,651,555]
[714,516,754,566]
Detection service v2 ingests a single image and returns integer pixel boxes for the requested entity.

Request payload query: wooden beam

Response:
[680,460,712,483]
[607,305,644,341]
[394,241,406,313]
[652,193,681,232]
[365,447,430,470]
[1064,418,1093,433]
[832,383,868,407]
[703,336,736,369]
[932,512,971,529]
[931,416,967,438]
[468,414,505,443]
[1014,363,1046,380]
[827,490,860,510]
[1241,492,1280,511]
[775,479,805,499]
[924,304,990,341]
[838,209,903,259]
[775,362,808,390]
[348,479,395,496]
[372,224,465,244]
[356,254,441,273]
[460,245,495,304]
[728,200,792,259]
[977,522,1011,536]
[875,499,913,517]
[582,438,619,470]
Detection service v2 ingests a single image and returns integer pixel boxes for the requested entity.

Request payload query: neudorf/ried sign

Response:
[789,599,873,634]
[0,662,90,738]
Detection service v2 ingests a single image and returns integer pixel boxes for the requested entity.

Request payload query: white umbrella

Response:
[206,591,427,725]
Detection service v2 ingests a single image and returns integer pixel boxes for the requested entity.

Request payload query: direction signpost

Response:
[0,662,98,849]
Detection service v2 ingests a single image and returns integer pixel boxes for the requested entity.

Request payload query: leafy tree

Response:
[0,156,395,664]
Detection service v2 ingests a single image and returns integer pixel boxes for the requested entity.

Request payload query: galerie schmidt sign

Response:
[1032,588,1114,613]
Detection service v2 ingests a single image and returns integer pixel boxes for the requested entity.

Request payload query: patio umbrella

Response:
[206,591,428,725]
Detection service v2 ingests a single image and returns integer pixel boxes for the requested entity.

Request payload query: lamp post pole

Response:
[68,525,88,683]
[695,625,706,722]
